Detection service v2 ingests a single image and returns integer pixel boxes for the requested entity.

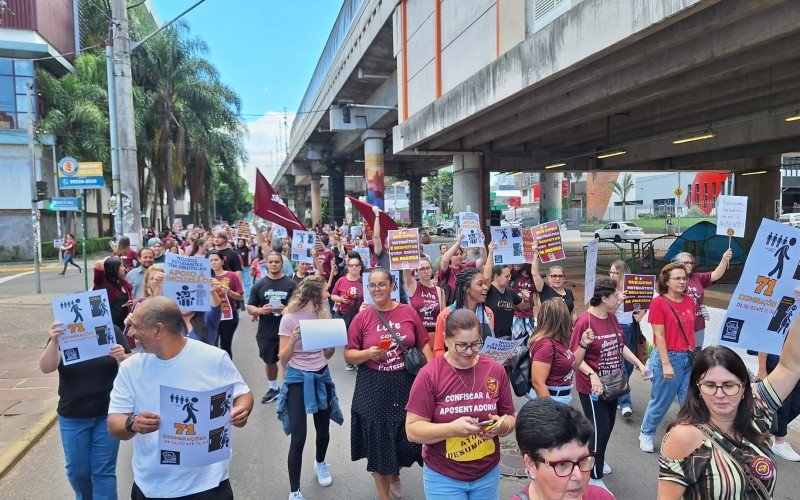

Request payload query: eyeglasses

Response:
[451,340,484,353]
[549,275,565,279]
[531,453,596,477]
[680,261,695,265]
[698,382,743,396]
[368,282,390,290]
[669,277,689,282]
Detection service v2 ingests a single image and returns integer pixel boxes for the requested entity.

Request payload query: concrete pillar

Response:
[362,129,386,209]
[310,175,322,227]
[540,172,563,223]
[453,154,482,214]
[734,155,782,239]
[409,174,423,228]
[328,161,346,226]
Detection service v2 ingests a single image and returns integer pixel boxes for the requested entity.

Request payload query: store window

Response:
[0,58,36,130]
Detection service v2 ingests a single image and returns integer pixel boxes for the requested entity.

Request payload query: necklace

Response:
[447,355,476,392]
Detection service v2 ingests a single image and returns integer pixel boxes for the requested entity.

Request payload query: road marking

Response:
[0,271,34,285]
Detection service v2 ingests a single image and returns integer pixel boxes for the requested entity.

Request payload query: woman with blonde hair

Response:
[528,298,582,405]
[277,274,343,500]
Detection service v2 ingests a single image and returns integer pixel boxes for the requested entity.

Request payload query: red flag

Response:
[347,195,398,242]
[253,169,306,232]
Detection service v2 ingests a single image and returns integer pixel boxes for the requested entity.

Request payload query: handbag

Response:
[633,321,649,365]
[697,424,772,500]
[509,345,531,397]
[373,307,427,375]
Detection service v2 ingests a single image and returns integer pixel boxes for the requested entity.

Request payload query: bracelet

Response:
[579,343,589,350]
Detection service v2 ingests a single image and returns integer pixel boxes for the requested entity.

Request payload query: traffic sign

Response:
[57,159,105,189]
[48,197,81,211]
[674,187,684,197]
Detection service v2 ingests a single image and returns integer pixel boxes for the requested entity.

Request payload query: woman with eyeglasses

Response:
[659,308,800,499]
[512,398,615,500]
[345,268,434,500]
[639,263,697,454]
[404,258,446,350]
[534,264,577,322]
[672,249,732,350]
[406,309,515,499]
[331,256,365,321]
[433,268,495,357]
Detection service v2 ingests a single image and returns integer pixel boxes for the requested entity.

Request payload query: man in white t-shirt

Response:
[108,297,253,499]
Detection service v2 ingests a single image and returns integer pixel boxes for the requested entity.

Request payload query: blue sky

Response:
[151,0,345,185]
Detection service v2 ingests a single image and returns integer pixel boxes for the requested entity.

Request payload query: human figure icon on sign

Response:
[182,397,199,424]
[778,303,798,338]
[176,285,194,307]
[768,237,796,279]
[195,284,207,307]
[70,299,83,322]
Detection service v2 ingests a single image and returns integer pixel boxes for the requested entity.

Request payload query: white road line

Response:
[0,271,34,285]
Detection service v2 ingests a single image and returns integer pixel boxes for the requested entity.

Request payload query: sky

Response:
[150,0,345,189]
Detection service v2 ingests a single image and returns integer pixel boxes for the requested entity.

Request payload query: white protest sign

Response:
[272,225,287,239]
[362,271,400,304]
[53,238,63,249]
[720,218,799,355]
[291,230,316,264]
[341,225,350,237]
[355,247,371,267]
[458,212,484,248]
[158,384,233,467]
[478,337,524,364]
[351,225,363,239]
[299,319,348,351]
[584,238,599,304]
[716,195,748,238]
[490,226,525,265]
[52,289,115,366]
[163,253,212,312]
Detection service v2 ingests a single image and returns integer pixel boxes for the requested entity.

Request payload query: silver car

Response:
[594,221,645,242]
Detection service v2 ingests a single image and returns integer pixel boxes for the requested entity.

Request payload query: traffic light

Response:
[35,181,48,202]
[489,208,502,226]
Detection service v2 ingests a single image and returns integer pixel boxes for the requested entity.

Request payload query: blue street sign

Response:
[58,176,105,188]
[49,197,81,211]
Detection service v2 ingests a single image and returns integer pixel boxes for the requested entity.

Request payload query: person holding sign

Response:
[437,232,487,304]
[406,309,516,499]
[483,244,530,340]
[209,250,244,359]
[528,299,577,405]
[405,258,446,350]
[40,321,131,499]
[277,275,344,499]
[533,260,576,321]
[433,268,496,358]
[658,303,800,499]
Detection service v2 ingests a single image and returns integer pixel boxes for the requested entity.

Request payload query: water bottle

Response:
[590,393,599,402]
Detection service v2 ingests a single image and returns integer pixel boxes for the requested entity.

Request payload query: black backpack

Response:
[509,344,531,397]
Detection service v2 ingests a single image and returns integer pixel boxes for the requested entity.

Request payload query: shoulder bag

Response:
[373,307,427,375]
[697,424,771,500]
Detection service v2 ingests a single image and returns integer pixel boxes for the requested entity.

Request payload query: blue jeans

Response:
[423,463,500,500]
[58,415,119,500]
[61,254,81,274]
[526,384,573,406]
[617,323,637,410]
[640,351,692,436]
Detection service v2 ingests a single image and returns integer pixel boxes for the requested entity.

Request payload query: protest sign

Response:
[355,247,371,267]
[52,289,115,366]
[490,226,525,265]
[351,225,363,239]
[53,238,63,249]
[522,228,538,264]
[387,228,421,270]
[584,238,599,304]
[720,219,799,355]
[272,225,288,239]
[478,337,524,364]
[458,212,483,248]
[623,274,656,312]
[362,271,400,304]
[716,195,748,239]
[299,319,348,351]
[215,274,236,321]
[159,384,233,467]
[533,221,566,263]
[341,225,350,237]
[172,218,183,233]
[291,230,316,264]
[163,254,212,312]
[237,220,251,238]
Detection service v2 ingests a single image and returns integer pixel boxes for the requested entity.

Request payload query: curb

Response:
[0,265,62,274]
[0,408,57,479]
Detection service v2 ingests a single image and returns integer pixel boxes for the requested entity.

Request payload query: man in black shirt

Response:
[247,251,296,403]
[212,229,243,281]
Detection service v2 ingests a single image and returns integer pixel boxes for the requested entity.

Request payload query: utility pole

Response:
[106,44,123,240]
[27,82,41,294]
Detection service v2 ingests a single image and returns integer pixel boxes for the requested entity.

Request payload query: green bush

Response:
[76,237,113,255]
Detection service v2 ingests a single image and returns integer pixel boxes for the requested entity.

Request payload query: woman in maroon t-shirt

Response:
[109,236,139,273]
[404,258,445,348]
[406,309,516,498]
[331,256,364,319]
[511,263,536,339]
[529,299,578,405]
[345,268,433,500]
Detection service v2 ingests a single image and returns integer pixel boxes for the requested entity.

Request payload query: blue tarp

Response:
[664,221,747,266]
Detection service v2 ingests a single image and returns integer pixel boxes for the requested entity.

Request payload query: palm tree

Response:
[609,172,635,220]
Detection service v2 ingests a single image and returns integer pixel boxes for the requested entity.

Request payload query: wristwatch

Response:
[125,414,137,433]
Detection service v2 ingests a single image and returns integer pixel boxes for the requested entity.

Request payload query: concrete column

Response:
[540,172,563,223]
[409,174,423,228]
[362,129,386,209]
[310,175,322,227]
[734,155,782,239]
[453,154,482,214]
[328,161,346,225]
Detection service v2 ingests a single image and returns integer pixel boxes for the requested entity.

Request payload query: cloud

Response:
[241,111,296,193]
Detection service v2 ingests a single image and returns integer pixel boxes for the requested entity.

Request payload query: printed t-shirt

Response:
[108,339,250,498]
[346,304,429,371]
[279,310,328,372]
[405,355,515,482]
[686,272,713,332]
[248,275,296,340]
[436,261,478,300]
[511,273,535,319]
[485,285,521,339]
[215,270,243,319]
[539,283,575,313]
[648,294,696,351]
[409,283,441,330]
[315,250,335,280]
[570,312,624,395]
[530,338,575,387]
[332,275,363,315]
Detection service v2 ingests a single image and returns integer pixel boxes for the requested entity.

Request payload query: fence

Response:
[570,205,716,234]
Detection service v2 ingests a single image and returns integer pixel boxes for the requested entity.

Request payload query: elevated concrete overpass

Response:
[278,0,800,236]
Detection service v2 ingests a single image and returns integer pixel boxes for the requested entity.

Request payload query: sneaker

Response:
[262,388,279,404]
[389,478,403,499]
[621,407,633,418]
[603,462,612,475]
[345,364,356,371]
[58,272,65,276]
[314,461,333,486]
[589,478,610,491]
[639,432,655,453]
[772,441,800,461]
[288,491,304,500]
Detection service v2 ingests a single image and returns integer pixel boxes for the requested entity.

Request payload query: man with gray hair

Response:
[108,297,253,499]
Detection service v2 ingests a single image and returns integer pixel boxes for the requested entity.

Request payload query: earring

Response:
[524,468,535,481]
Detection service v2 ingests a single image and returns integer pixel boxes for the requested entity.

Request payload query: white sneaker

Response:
[289,491,305,500]
[345,364,356,371]
[603,461,612,475]
[314,461,333,486]
[639,432,655,453]
[771,441,800,461]
[621,407,633,418]
[589,478,610,491]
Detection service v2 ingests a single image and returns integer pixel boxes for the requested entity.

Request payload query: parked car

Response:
[594,221,645,242]
[436,221,455,237]
[780,213,800,227]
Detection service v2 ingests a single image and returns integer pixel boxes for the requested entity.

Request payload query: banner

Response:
[720,219,800,354]
[584,238,599,304]
[291,230,317,264]
[533,221,565,263]
[299,319,348,351]
[623,274,656,312]
[716,195,748,238]
[522,229,538,264]
[159,385,234,467]
[362,271,400,304]
[387,228,421,270]
[490,226,525,265]
[458,212,483,248]
[163,254,212,312]
[478,337,524,364]
[52,289,115,366]
[346,195,398,242]
[253,169,306,233]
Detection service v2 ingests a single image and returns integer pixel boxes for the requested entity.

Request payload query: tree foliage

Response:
[609,172,635,220]
[422,169,453,217]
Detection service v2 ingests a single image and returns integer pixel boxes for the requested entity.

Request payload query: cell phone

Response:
[377,339,392,350]
[642,369,653,380]
[477,420,495,427]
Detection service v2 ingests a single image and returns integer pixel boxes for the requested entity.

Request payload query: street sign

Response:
[674,187,684,197]
[57,159,105,189]
[508,196,522,208]
[48,197,81,211]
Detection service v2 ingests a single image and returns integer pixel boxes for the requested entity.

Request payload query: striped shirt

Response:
[659,379,782,499]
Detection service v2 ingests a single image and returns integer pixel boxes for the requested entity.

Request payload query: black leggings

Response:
[286,379,331,492]
[217,313,239,359]
[579,393,618,479]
